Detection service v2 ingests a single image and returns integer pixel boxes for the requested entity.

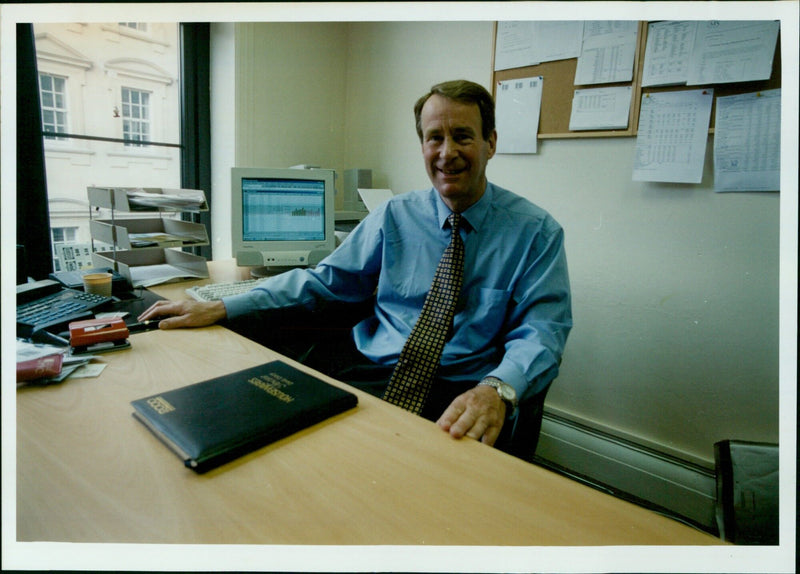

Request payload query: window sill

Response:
[44,143,95,155]
[107,150,174,161]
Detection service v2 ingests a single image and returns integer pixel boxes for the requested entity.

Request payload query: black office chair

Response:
[714,439,779,545]
[224,299,550,463]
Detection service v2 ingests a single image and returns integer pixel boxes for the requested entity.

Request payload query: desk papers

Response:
[126,188,207,212]
[16,340,93,384]
[633,89,714,184]
[713,89,781,192]
[129,263,208,288]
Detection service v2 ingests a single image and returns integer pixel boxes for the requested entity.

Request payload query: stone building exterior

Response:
[33,22,180,270]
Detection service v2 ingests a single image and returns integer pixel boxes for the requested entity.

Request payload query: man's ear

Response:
[487,129,498,159]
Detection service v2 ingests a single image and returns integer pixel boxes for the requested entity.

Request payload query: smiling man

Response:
[417,87,497,213]
[139,80,572,460]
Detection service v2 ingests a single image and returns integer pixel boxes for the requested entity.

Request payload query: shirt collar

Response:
[433,182,494,233]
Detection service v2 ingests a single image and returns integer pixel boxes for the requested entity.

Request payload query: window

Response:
[120,22,148,32]
[51,226,79,272]
[17,23,211,279]
[121,87,151,145]
[39,73,68,140]
[52,226,77,246]
[30,23,183,274]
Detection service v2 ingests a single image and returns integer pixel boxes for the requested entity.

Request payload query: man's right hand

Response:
[137,299,227,329]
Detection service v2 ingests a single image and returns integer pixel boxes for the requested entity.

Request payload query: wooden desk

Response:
[16,261,721,547]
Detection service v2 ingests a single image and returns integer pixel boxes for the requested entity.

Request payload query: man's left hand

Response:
[436,385,506,446]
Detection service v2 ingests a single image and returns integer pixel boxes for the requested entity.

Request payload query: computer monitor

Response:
[231,167,336,277]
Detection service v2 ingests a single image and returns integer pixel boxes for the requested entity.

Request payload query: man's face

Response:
[419,94,497,213]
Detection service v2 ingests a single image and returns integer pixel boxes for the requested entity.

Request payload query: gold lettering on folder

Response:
[247,373,295,403]
[147,396,176,415]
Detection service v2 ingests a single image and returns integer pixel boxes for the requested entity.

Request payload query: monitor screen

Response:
[242,177,326,242]
[231,167,336,272]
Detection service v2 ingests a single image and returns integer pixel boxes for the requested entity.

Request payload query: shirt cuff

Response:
[221,292,258,320]
[483,364,527,401]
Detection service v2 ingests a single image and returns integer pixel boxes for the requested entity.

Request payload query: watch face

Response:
[496,384,517,410]
[480,379,516,407]
[499,385,515,401]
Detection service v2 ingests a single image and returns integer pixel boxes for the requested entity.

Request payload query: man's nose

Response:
[439,136,457,159]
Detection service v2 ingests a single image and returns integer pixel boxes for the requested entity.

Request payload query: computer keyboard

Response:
[185,278,264,302]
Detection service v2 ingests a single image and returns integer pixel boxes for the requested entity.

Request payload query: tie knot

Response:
[448,213,462,232]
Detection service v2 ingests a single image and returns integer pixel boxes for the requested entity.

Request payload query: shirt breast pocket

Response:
[458,287,512,343]
[382,234,429,300]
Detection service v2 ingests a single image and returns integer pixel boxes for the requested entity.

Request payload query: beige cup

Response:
[82,272,113,297]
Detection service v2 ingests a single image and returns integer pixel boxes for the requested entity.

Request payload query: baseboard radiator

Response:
[534,411,719,535]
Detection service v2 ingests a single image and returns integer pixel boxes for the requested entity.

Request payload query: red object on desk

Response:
[17,354,64,382]
[69,317,130,348]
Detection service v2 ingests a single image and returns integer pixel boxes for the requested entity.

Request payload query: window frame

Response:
[179,23,212,261]
[38,72,69,140]
[121,86,152,146]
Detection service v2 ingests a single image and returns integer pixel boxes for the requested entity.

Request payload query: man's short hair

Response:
[414,79,496,142]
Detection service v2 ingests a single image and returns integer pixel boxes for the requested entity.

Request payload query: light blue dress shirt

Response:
[223,182,572,401]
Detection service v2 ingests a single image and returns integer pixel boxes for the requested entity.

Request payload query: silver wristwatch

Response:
[478,376,518,415]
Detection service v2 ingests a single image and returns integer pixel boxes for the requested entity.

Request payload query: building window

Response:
[120,22,148,32]
[39,73,68,140]
[121,87,151,146]
[51,226,81,272]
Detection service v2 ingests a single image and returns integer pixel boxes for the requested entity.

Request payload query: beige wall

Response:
[342,21,494,193]
[213,20,782,465]
[233,22,349,171]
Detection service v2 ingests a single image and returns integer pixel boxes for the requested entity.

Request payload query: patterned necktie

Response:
[383,212,465,414]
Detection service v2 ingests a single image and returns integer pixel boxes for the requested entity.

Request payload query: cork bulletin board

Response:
[491,21,782,139]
